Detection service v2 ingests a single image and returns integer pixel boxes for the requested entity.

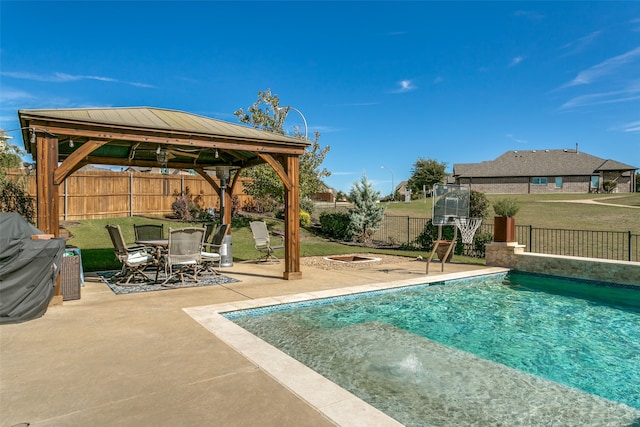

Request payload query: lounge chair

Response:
[105,224,155,285]
[249,221,285,263]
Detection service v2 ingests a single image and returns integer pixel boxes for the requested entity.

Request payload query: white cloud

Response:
[513,10,545,21]
[0,88,35,102]
[0,71,154,88]
[433,76,444,84]
[392,79,417,93]
[509,56,524,67]
[621,120,640,132]
[560,31,602,56]
[561,85,640,110]
[506,134,528,144]
[562,46,640,87]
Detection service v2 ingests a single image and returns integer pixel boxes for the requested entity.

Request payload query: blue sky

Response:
[1,1,639,195]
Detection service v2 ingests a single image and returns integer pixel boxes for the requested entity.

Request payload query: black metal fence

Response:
[373,215,640,262]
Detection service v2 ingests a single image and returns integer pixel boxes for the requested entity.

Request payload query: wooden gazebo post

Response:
[283,155,301,279]
[35,133,60,238]
[35,132,63,302]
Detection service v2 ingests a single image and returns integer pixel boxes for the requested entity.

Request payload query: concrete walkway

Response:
[1,258,489,427]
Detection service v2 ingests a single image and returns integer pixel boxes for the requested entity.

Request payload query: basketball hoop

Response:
[454,217,482,244]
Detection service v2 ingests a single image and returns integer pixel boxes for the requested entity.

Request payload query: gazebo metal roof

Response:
[19,107,309,171]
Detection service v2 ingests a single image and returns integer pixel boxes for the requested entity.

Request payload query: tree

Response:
[0,131,23,170]
[0,130,35,223]
[348,173,386,244]
[407,158,447,195]
[234,89,330,212]
[469,190,490,219]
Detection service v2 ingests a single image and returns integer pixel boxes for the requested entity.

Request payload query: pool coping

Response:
[183,267,509,427]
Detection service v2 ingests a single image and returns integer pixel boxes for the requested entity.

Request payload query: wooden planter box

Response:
[494,216,516,242]
[435,240,454,262]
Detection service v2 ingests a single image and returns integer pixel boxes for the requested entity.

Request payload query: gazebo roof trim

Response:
[18,106,309,146]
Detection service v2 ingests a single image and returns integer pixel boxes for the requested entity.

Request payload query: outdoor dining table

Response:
[135,239,168,281]
[135,239,168,260]
[135,239,168,248]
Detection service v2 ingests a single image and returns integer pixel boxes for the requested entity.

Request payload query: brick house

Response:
[452,148,637,194]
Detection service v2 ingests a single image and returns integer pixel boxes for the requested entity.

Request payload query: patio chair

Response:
[105,224,156,285]
[134,224,164,241]
[201,223,229,275]
[249,221,285,263]
[161,227,205,286]
[202,223,216,245]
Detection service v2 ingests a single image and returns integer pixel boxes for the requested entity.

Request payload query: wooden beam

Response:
[31,125,308,155]
[54,139,110,184]
[258,153,293,190]
[283,155,302,280]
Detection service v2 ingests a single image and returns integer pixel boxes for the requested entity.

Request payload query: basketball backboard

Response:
[431,184,470,225]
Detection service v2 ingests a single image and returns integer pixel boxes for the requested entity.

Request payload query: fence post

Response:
[529,225,533,252]
[64,178,68,221]
[629,231,633,262]
[129,171,133,217]
[407,216,410,246]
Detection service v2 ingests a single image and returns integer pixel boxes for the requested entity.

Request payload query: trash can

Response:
[60,249,82,301]
[220,234,233,267]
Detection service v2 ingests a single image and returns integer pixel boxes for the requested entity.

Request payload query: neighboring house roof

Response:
[453,149,637,178]
[395,181,408,191]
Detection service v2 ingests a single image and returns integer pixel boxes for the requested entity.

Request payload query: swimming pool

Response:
[220,271,640,426]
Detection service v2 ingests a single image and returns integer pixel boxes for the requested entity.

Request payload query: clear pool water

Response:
[228,272,640,426]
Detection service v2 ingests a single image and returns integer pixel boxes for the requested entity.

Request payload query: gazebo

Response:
[18,107,310,280]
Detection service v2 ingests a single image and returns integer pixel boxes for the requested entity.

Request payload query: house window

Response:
[555,177,563,188]
[591,176,599,189]
[532,177,548,185]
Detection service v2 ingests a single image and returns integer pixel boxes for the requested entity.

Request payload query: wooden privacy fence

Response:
[5,168,252,220]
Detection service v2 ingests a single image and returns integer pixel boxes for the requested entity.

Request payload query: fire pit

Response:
[324,255,381,263]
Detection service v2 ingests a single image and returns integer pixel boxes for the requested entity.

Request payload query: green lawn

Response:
[67,193,640,272]
[316,193,640,233]
[65,216,442,272]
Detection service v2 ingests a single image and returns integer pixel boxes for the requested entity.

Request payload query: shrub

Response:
[492,198,520,217]
[300,198,315,215]
[0,178,35,223]
[319,211,352,240]
[470,190,490,219]
[602,180,617,193]
[299,210,311,227]
[471,231,493,258]
[414,219,463,254]
[171,187,204,221]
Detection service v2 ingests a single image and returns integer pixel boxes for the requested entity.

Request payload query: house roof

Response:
[453,149,637,178]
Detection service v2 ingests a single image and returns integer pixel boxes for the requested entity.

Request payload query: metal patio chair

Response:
[249,221,285,263]
[105,224,155,285]
[201,223,229,275]
[134,224,164,241]
[161,227,205,286]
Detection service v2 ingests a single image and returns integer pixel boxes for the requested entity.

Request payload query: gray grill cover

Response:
[0,213,66,324]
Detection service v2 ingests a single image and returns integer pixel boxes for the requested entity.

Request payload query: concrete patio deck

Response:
[1,257,491,427]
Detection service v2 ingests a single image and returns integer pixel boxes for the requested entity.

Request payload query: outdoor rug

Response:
[97,270,241,295]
